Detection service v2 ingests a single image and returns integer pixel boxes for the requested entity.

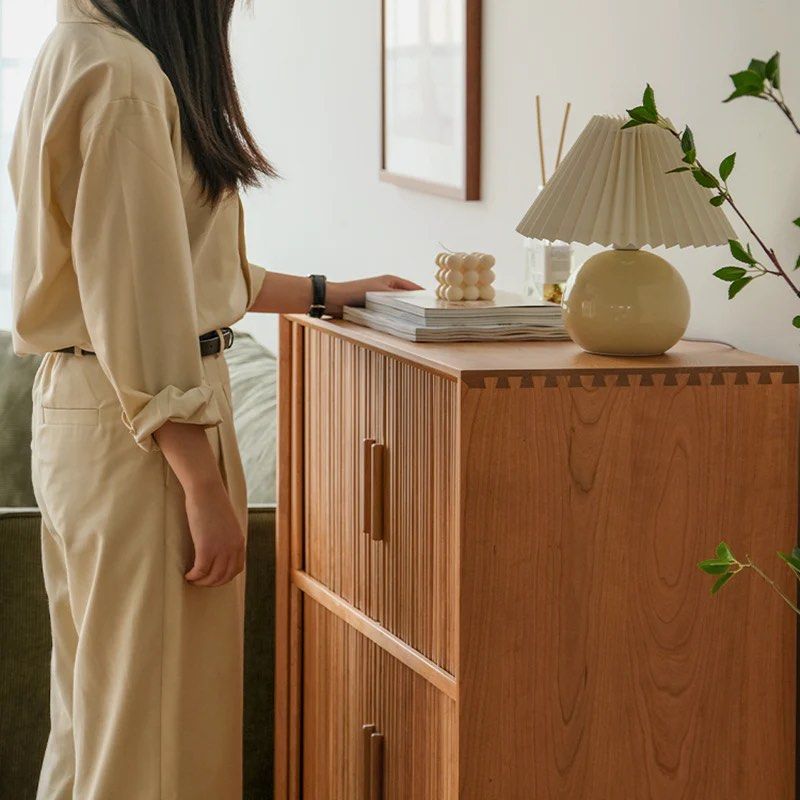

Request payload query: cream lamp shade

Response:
[517,114,735,248]
[516,115,736,356]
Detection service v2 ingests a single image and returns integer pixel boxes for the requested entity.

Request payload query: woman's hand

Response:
[325,275,423,317]
[249,271,422,316]
[154,420,246,587]
[183,481,246,587]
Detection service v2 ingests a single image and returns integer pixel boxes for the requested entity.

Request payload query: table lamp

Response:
[516,114,736,356]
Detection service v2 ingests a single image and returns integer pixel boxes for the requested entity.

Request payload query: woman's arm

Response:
[154,421,245,588]
[153,271,421,587]
[249,271,422,317]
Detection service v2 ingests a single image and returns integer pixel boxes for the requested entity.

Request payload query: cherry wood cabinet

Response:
[302,597,456,799]
[276,315,798,799]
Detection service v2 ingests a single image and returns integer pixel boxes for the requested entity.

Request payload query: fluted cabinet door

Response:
[303,328,382,614]
[303,597,457,800]
[378,353,458,671]
[303,326,458,671]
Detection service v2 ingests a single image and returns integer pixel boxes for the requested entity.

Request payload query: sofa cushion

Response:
[0,505,276,800]
[0,509,49,798]
[0,332,40,507]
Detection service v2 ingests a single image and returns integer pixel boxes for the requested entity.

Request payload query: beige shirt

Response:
[9,0,268,452]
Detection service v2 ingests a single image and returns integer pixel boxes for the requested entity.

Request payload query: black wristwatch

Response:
[308,274,327,318]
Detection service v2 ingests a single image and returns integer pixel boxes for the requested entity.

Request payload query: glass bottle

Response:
[523,238,573,304]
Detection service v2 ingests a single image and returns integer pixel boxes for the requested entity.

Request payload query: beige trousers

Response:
[31,349,248,800]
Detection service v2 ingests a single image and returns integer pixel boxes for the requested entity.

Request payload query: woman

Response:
[10,1,420,797]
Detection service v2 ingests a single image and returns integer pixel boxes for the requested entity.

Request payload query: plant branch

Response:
[766,89,800,136]
[659,122,800,298]
[744,556,800,615]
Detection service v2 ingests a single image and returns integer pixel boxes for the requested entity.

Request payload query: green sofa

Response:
[0,330,276,799]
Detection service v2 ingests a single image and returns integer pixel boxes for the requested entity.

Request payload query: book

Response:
[365,289,562,326]
[343,306,570,343]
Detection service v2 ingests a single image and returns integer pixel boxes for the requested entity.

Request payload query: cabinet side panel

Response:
[275,316,293,798]
[458,375,797,799]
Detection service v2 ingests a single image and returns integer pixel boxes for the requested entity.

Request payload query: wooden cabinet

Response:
[302,597,456,799]
[276,315,798,799]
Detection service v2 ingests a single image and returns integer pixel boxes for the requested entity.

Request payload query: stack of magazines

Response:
[343,290,569,343]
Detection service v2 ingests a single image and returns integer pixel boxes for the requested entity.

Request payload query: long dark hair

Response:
[89,0,277,204]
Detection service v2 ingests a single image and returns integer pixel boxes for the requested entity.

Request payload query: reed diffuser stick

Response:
[555,102,572,169]
[535,95,547,186]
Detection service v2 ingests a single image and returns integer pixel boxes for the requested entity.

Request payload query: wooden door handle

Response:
[362,439,375,535]
[369,731,385,800]
[362,724,376,799]
[370,443,385,541]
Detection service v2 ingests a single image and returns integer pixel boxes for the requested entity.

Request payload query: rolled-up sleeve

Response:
[73,98,223,453]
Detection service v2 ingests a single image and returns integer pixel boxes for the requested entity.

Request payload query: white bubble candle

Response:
[435,252,496,301]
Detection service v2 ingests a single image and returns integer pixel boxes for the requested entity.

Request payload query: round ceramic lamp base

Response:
[562,248,690,357]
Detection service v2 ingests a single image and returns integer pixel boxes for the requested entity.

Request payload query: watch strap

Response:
[309,274,327,318]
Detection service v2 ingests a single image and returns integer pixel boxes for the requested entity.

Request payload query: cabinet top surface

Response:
[287,316,797,381]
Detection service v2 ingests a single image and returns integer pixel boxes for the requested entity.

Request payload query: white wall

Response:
[232,0,800,363]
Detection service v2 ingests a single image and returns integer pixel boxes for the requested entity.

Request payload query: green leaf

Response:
[680,126,695,155]
[766,52,780,89]
[730,69,765,93]
[778,550,800,573]
[711,572,735,594]
[713,266,747,281]
[724,86,767,102]
[724,88,753,103]
[621,119,645,130]
[728,276,753,299]
[716,542,735,562]
[793,316,800,328]
[710,195,726,207]
[795,255,800,270]
[666,166,691,174]
[748,59,767,78]
[682,150,697,164]
[729,239,757,264]
[793,218,800,228]
[642,84,657,116]
[698,559,732,575]
[719,153,736,182]
[693,169,719,189]
[627,105,658,124]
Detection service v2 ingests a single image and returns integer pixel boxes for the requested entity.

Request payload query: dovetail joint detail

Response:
[463,367,798,390]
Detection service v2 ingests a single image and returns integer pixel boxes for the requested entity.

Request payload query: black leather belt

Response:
[54,327,235,358]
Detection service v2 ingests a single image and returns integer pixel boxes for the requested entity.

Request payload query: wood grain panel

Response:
[274,317,293,798]
[303,327,458,670]
[302,597,457,799]
[457,375,797,799]
[287,315,795,382]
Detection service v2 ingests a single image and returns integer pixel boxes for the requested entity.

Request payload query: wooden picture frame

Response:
[380,0,482,201]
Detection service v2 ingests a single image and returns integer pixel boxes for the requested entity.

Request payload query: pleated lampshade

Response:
[516,115,736,249]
